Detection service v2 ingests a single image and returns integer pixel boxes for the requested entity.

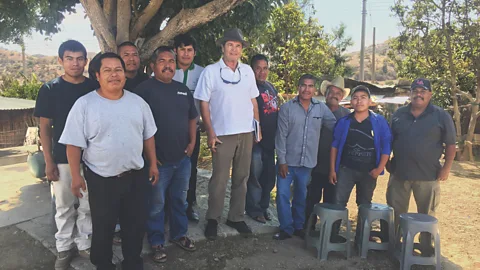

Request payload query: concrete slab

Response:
[0,163,51,227]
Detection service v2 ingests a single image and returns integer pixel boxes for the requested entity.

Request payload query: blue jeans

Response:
[276,165,312,235]
[246,144,276,217]
[147,156,191,246]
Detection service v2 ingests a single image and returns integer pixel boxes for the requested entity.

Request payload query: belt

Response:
[116,169,136,178]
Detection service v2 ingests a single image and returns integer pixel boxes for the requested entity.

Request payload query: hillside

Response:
[0,48,96,82]
[346,41,397,84]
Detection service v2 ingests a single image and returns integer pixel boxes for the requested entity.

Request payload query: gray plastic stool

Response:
[305,203,351,261]
[396,213,441,270]
[356,203,395,259]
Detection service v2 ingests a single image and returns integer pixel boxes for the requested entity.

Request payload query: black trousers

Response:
[85,167,150,270]
[304,171,336,229]
[187,130,201,207]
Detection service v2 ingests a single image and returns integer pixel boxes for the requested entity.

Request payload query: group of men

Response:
[35,28,455,270]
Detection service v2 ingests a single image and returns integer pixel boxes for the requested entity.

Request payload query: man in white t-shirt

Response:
[172,34,204,222]
[194,28,261,240]
[59,53,158,270]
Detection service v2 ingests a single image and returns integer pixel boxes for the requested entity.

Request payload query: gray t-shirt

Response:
[59,90,157,177]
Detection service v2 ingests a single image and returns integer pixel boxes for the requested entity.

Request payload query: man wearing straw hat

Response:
[304,76,350,234]
[194,28,261,240]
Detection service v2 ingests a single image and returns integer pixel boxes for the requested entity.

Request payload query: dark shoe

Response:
[264,211,272,221]
[293,229,305,239]
[251,215,267,224]
[226,220,252,237]
[273,231,292,240]
[55,250,73,270]
[205,219,218,240]
[187,207,200,222]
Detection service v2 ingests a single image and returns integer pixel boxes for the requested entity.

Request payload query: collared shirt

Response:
[173,63,204,125]
[391,103,456,181]
[194,58,259,136]
[275,97,337,168]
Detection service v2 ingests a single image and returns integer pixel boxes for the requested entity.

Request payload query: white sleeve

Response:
[141,100,157,140]
[194,68,212,102]
[58,99,88,148]
[249,68,259,98]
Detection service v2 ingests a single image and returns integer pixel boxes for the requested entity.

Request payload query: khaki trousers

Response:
[386,173,441,251]
[206,132,253,222]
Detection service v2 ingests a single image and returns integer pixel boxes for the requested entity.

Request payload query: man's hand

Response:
[46,161,59,181]
[207,131,222,153]
[278,164,289,178]
[149,164,159,185]
[329,171,337,185]
[369,168,382,179]
[437,166,450,181]
[71,174,86,198]
[185,143,195,157]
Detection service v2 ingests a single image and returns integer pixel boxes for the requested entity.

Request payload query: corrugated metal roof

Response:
[0,96,36,110]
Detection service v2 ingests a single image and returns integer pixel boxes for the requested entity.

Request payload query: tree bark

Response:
[463,70,480,161]
[139,0,246,62]
[103,0,117,29]
[80,0,117,51]
[116,0,131,44]
[130,0,164,40]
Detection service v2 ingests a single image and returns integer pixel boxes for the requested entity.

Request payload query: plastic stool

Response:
[305,203,351,261]
[396,213,441,270]
[356,203,395,258]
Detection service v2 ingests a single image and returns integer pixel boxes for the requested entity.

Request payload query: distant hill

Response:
[346,41,397,84]
[0,49,96,82]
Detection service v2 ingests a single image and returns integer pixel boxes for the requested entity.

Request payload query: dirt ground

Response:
[196,159,480,270]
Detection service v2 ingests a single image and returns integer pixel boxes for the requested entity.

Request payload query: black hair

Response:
[92,52,126,74]
[298,74,317,86]
[150,46,176,63]
[58,40,87,60]
[173,34,197,51]
[117,41,137,52]
[250,54,269,68]
[88,52,102,81]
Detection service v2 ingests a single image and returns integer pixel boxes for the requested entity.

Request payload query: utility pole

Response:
[371,27,376,83]
[359,0,367,81]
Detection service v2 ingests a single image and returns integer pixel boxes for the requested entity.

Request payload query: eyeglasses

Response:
[220,68,241,84]
[411,89,430,95]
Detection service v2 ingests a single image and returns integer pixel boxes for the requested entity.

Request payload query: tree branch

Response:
[80,0,117,51]
[103,0,117,29]
[116,0,131,44]
[130,0,164,40]
[140,0,247,62]
[456,88,475,102]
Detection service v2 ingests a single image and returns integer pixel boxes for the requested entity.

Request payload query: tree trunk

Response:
[463,71,480,161]
[20,38,26,75]
[116,0,130,44]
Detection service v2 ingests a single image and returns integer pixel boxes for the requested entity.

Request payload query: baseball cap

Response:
[411,78,432,91]
[351,85,371,98]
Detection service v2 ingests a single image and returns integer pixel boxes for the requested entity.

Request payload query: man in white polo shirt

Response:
[173,33,204,222]
[194,28,261,240]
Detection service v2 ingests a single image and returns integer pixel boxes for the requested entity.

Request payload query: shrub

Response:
[0,73,42,100]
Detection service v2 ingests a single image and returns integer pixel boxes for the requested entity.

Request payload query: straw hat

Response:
[320,76,350,97]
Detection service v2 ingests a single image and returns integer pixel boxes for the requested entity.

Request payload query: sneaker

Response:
[78,248,91,259]
[226,220,252,237]
[186,206,200,222]
[205,219,218,240]
[55,250,73,270]
[273,230,292,240]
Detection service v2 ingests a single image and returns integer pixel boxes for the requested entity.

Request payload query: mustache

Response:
[162,67,174,73]
[414,96,424,101]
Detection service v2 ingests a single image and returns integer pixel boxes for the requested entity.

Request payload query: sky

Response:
[0,1,401,56]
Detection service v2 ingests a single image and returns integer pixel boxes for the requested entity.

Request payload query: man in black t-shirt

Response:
[118,41,149,91]
[34,40,96,269]
[245,54,279,223]
[136,47,198,263]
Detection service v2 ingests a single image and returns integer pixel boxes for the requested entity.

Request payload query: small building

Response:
[0,97,37,148]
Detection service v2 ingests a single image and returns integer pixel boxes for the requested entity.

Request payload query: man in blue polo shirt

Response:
[135,46,198,263]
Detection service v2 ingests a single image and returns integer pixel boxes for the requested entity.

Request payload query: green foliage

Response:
[243,2,352,93]
[0,74,42,100]
[388,0,479,109]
